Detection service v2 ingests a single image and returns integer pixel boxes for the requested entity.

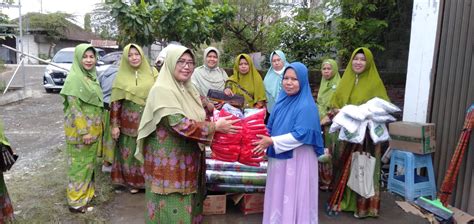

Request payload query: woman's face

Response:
[321,63,334,80]
[271,54,283,71]
[205,51,218,68]
[81,49,96,71]
[174,52,195,82]
[282,68,300,96]
[238,58,250,75]
[128,47,142,68]
[352,53,367,74]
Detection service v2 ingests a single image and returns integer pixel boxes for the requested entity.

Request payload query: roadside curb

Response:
[0,89,33,106]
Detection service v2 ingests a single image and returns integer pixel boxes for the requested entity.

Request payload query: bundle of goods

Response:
[329,97,401,144]
[210,104,269,167]
[205,159,268,193]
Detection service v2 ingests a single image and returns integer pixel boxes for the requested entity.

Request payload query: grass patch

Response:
[6,147,115,223]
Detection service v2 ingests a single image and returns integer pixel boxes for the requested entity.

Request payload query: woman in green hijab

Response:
[327,47,389,218]
[317,59,341,191]
[136,45,239,224]
[0,120,14,221]
[110,44,158,194]
[60,44,104,213]
[225,54,266,108]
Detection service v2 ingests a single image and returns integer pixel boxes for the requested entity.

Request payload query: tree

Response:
[106,0,234,49]
[326,0,395,63]
[90,3,119,39]
[84,13,92,32]
[267,7,336,69]
[219,0,281,66]
[22,12,76,57]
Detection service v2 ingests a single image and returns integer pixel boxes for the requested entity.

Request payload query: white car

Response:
[43,47,106,93]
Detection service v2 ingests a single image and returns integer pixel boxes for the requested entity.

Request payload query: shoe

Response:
[69,206,86,213]
[102,164,112,173]
[129,188,139,194]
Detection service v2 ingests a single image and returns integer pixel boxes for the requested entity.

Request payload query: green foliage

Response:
[0,12,9,24]
[108,0,155,47]
[23,12,76,42]
[267,7,337,70]
[106,0,234,48]
[91,2,118,40]
[220,0,280,66]
[326,0,395,63]
[84,13,92,32]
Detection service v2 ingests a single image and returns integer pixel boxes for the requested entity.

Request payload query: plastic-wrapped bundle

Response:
[207,183,266,193]
[206,158,267,173]
[211,109,242,162]
[206,170,267,186]
[239,109,268,167]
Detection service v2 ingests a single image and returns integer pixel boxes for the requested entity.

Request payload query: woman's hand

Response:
[320,115,331,126]
[112,127,120,140]
[82,134,93,145]
[224,88,234,96]
[215,115,241,134]
[252,134,273,155]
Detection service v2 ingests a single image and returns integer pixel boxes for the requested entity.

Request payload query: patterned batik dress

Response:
[143,114,214,224]
[110,100,146,189]
[64,96,103,209]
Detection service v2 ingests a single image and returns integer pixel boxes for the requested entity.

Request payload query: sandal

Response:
[69,206,86,213]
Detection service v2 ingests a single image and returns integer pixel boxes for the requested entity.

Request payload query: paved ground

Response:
[0,64,427,223]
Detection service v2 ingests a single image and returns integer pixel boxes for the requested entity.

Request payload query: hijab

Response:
[330,47,389,108]
[228,54,266,107]
[60,43,103,108]
[191,47,229,96]
[110,44,158,106]
[266,62,324,159]
[263,50,289,113]
[317,59,341,117]
[136,46,206,162]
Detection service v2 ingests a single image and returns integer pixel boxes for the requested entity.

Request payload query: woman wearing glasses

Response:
[136,45,240,223]
[109,44,158,194]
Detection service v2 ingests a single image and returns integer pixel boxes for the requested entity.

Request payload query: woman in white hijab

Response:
[191,47,229,97]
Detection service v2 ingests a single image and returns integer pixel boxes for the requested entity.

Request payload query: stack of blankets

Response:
[206,105,269,193]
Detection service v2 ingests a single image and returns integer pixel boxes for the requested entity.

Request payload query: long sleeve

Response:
[165,114,216,145]
[272,133,303,154]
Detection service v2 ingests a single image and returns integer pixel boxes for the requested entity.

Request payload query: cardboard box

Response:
[232,193,265,215]
[203,194,226,215]
[389,121,436,154]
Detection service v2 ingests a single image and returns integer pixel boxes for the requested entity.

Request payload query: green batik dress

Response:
[64,96,103,209]
[143,114,214,224]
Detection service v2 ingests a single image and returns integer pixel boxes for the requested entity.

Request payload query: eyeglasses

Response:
[177,60,195,68]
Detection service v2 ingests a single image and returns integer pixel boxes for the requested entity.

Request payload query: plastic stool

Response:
[387,149,436,201]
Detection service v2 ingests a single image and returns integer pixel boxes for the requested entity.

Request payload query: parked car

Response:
[96,51,122,77]
[43,47,109,93]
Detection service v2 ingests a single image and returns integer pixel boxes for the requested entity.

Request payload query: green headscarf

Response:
[136,46,206,162]
[317,59,341,117]
[330,47,389,109]
[228,54,266,107]
[110,44,158,106]
[0,119,10,147]
[60,43,103,108]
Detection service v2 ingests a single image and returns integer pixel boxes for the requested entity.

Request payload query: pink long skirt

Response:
[263,145,319,224]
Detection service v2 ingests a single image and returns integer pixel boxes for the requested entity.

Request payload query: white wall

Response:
[403,0,440,122]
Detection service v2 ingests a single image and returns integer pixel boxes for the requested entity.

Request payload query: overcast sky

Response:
[1,0,103,27]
